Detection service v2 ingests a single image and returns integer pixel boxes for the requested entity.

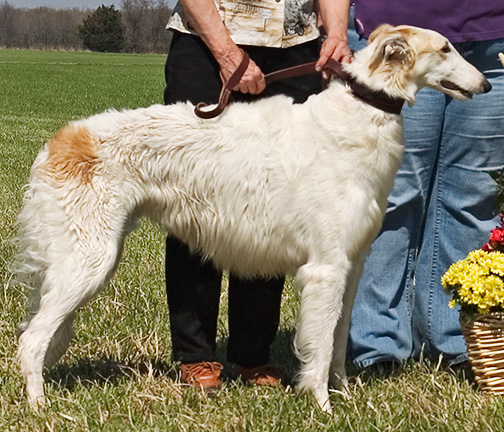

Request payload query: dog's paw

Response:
[313,389,332,414]
[28,393,46,411]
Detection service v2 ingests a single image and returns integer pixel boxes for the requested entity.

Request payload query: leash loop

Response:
[194,50,250,119]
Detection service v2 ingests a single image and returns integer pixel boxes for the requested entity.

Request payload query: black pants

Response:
[164,32,322,367]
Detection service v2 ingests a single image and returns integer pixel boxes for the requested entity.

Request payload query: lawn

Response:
[1,49,503,431]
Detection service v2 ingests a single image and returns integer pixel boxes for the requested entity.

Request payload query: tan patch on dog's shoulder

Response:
[45,125,99,183]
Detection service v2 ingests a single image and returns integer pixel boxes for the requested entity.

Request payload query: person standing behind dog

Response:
[163,0,353,389]
[347,1,504,370]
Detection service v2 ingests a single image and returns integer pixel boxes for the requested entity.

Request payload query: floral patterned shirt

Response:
[167,0,319,48]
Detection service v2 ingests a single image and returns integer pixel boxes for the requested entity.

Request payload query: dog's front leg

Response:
[294,261,350,412]
[329,254,366,390]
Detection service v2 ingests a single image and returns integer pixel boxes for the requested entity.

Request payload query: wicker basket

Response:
[460,312,504,393]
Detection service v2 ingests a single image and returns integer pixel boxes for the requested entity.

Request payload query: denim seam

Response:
[427,192,441,352]
[405,160,427,343]
[426,100,450,354]
[405,227,419,347]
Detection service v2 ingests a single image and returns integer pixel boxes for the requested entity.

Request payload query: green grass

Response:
[1,48,504,431]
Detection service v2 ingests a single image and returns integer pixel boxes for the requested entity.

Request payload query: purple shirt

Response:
[354,0,504,43]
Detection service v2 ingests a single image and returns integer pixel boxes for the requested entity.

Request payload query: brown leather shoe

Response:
[233,364,283,386]
[180,361,223,391]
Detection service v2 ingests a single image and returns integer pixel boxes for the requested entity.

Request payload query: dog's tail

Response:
[15,124,104,321]
[14,144,88,333]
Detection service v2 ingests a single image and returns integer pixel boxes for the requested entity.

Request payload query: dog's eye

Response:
[441,44,451,53]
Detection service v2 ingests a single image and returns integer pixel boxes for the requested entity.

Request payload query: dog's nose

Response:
[482,78,492,94]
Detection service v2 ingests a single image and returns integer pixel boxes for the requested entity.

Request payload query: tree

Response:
[78,5,124,52]
[0,2,19,47]
[121,0,172,53]
[0,3,87,49]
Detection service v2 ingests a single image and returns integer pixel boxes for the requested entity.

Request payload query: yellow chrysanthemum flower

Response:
[442,249,504,314]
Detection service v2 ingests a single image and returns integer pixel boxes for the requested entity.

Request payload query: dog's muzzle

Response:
[440,77,492,98]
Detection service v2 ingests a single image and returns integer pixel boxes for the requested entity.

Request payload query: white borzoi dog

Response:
[16,24,490,410]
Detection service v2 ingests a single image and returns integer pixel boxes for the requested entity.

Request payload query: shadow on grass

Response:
[46,357,177,391]
[45,328,299,391]
[447,361,477,390]
[45,330,478,398]
[346,357,478,391]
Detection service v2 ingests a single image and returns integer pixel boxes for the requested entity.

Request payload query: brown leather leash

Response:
[194,51,251,119]
[194,51,404,119]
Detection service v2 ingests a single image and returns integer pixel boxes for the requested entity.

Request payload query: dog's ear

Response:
[382,37,410,63]
[369,34,412,72]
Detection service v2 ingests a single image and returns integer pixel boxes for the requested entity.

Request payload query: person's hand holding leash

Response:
[218,48,266,95]
[179,0,266,95]
[318,35,353,66]
[316,0,353,78]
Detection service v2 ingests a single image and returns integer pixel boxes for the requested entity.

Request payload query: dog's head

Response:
[354,24,491,104]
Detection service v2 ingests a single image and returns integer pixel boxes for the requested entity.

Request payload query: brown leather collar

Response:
[194,52,405,119]
[324,59,405,115]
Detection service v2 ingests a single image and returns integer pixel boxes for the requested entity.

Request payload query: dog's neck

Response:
[325,60,405,115]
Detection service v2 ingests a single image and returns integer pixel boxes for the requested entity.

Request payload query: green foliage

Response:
[78,5,125,52]
[2,49,504,431]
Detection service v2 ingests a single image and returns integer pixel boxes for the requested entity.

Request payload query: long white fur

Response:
[15,25,490,411]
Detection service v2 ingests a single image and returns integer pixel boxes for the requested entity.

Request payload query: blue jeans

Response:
[347,29,504,368]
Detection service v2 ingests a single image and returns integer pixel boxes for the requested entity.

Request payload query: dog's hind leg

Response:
[17,233,125,409]
[17,311,76,409]
[18,311,76,369]
[294,259,351,412]
[18,258,119,408]
[329,254,366,390]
